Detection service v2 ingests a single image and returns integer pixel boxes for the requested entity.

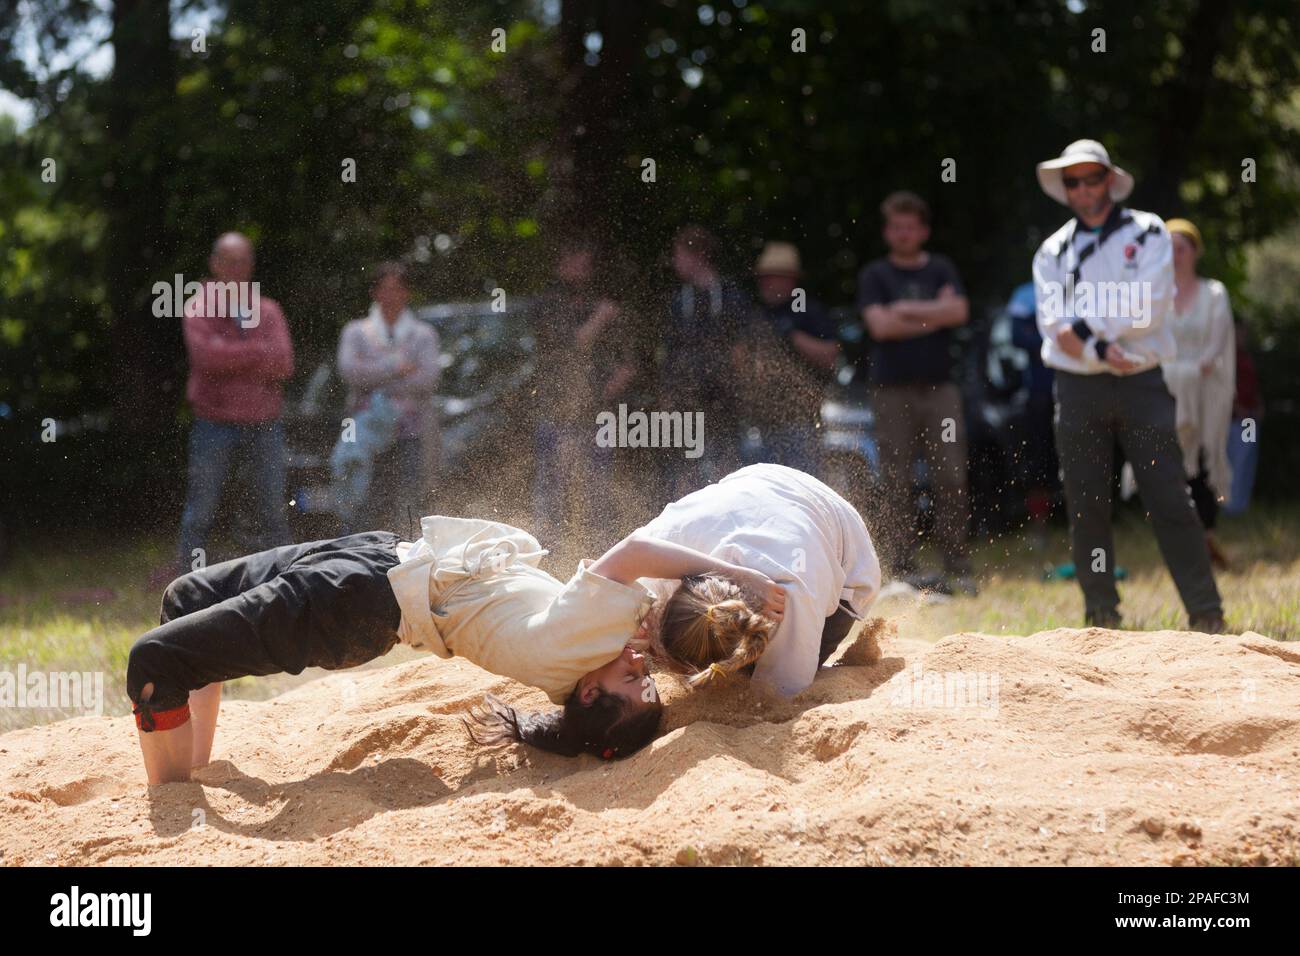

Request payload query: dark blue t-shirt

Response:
[855,253,964,386]
[1006,281,1054,397]
[759,296,838,342]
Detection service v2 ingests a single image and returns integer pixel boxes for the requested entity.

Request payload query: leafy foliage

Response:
[1,0,1299,519]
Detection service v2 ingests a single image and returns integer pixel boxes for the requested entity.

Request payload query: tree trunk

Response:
[107,0,178,431]
[1141,0,1235,216]
[557,0,649,246]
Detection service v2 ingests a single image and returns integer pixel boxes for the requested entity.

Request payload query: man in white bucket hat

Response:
[1031,139,1225,633]
[1035,138,1135,206]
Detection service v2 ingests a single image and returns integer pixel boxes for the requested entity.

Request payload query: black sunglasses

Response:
[1062,169,1109,190]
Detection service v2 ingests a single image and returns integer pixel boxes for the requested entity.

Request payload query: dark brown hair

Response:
[462,686,662,759]
[370,260,409,289]
[880,191,931,226]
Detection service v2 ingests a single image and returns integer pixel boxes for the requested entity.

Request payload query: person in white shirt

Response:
[635,463,882,696]
[335,262,441,531]
[128,523,785,785]
[1031,139,1224,633]
[1162,217,1235,569]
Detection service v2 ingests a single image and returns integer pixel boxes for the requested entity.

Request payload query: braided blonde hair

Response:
[654,573,778,688]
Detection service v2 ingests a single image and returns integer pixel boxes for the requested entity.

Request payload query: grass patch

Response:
[885,503,1300,642]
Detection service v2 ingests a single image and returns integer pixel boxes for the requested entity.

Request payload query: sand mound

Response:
[2,624,1298,866]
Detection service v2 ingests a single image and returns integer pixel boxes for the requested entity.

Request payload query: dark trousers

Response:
[340,437,426,536]
[1188,451,1218,531]
[818,603,857,665]
[742,602,858,677]
[1053,369,1221,620]
[128,532,403,724]
[872,381,969,572]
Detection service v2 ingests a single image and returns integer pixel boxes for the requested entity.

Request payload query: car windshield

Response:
[418,306,532,400]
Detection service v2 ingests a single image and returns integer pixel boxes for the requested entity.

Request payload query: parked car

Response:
[816,310,882,510]
[962,293,1045,535]
[284,299,535,540]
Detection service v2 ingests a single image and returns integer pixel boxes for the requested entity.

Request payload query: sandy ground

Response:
[1,622,1298,866]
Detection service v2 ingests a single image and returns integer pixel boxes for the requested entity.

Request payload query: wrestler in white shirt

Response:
[637,463,881,696]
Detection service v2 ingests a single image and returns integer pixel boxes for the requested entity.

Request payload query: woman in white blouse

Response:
[1162,219,1235,567]
[334,262,442,532]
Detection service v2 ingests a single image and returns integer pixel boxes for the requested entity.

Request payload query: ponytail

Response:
[654,573,777,686]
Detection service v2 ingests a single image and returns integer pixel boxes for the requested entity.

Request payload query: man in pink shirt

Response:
[174,232,294,574]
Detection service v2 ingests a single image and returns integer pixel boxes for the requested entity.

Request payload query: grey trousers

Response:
[872,381,970,572]
[1053,368,1222,619]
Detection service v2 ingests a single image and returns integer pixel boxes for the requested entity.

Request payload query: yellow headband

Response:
[1165,217,1203,254]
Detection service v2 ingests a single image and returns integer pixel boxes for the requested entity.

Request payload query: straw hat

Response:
[1164,218,1203,254]
[754,241,802,277]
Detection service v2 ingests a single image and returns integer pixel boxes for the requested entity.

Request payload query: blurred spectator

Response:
[1224,318,1263,516]
[335,262,441,532]
[175,232,294,574]
[1032,139,1222,632]
[857,191,973,591]
[1007,281,1058,547]
[1162,219,1235,568]
[661,225,751,496]
[528,240,637,546]
[738,241,839,477]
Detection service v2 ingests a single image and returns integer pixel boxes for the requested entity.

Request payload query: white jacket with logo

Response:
[1031,206,1177,375]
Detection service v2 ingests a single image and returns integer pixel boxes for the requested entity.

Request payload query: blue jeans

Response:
[533,422,614,548]
[1223,418,1259,516]
[177,418,291,571]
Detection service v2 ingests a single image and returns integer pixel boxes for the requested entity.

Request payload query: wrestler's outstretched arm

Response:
[589,531,786,624]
